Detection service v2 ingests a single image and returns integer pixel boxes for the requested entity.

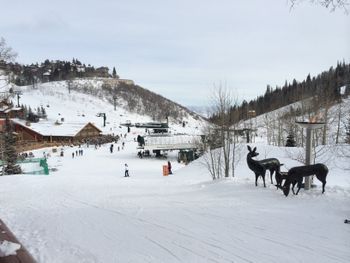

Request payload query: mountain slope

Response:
[0,75,207,135]
[237,96,350,146]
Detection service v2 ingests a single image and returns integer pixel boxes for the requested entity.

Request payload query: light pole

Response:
[31,68,38,89]
[296,121,325,190]
[248,110,256,143]
[97,113,106,127]
[113,95,117,111]
[14,91,22,107]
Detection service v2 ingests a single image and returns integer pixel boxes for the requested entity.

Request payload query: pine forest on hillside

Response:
[211,62,350,124]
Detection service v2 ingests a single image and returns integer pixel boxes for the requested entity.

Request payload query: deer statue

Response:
[246,146,281,187]
[278,163,329,197]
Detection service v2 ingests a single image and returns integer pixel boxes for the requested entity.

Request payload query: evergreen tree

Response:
[27,112,39,122]
[285,129,296,147]
[2,118,21,175]
[112,67,119,78]
[23,105,28,119]
[41,106,47,118]
[27,106,32,119]
[20,104,26,119]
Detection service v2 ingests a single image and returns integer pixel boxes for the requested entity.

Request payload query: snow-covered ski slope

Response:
[0,75,349,262]
[1,141,349,263]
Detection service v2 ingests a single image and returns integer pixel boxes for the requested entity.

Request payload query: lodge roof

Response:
[11,119,102,137]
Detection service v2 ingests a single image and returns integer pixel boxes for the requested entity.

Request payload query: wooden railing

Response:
[0,219,37,263]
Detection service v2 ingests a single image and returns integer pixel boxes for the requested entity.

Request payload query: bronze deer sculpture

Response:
[246,146,281,187]
[278,163,329,197]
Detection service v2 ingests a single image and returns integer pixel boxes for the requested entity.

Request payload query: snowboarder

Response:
[124,163,129,177]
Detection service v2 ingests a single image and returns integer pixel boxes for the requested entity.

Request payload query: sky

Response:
[0,0,349,107]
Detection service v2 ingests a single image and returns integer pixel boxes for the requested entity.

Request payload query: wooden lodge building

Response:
[1,119,102,151]
[0,100,24,119]
[11,120,102,142]
[0,99,103,151]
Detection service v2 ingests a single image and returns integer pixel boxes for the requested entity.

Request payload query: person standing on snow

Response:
[168,161,172,174]
[124,163,129,177]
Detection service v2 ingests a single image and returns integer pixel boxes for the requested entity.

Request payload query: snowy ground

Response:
[0,76,349,262]
[1,137,349,263]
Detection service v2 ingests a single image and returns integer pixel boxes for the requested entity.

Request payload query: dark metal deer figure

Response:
[279,163,329,197]
[246,146,281,187]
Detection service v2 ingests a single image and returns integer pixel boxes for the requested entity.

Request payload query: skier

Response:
[110,144,114,153]
[124,163,129,177]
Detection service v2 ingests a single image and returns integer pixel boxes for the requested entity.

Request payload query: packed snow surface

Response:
[1,140,349,263]
[0,77,349,262]
[0,240,21,257]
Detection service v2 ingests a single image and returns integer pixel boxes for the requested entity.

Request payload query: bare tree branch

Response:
[0,37,17,62]
[289,0,349,13]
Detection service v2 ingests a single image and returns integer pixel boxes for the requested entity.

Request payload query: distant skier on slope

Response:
[124,163,129,177]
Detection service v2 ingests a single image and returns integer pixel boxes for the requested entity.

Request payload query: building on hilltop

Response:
[95,67,110,78]
[42,71,51,82]
[102,78,134,86]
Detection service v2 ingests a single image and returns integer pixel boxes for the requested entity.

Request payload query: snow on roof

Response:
[3,107,22,113]
[12,118,100,137]
[145,134,200,146]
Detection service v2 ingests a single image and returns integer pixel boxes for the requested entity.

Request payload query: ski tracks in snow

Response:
[51,189,257,262]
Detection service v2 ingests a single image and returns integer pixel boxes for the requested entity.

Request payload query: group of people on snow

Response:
[68,133,175,178]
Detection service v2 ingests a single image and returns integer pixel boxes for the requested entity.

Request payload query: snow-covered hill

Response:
[0,72,349,263]
[237,96,350,146]
[0,75,207,136]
